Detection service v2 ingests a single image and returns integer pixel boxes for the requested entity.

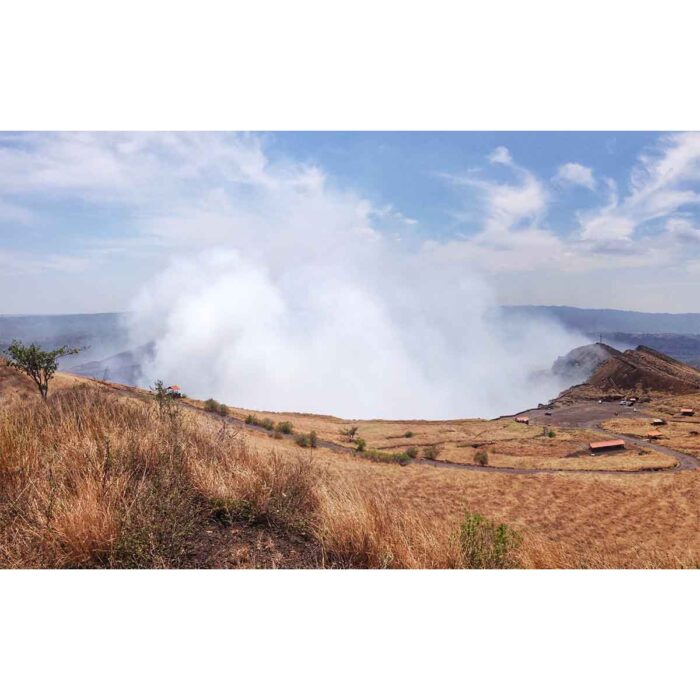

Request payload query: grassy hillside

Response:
[1,364,699,568]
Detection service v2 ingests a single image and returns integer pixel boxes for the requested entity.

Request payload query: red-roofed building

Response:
[589,439,625,453]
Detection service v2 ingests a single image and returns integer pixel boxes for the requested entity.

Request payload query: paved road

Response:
[107,382,698,476]
[176,394,699,477]
[517,402,700,473]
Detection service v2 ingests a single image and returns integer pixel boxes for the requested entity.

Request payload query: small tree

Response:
[151,379,179,421]
[340,425,359,442]
[3,340,81,400]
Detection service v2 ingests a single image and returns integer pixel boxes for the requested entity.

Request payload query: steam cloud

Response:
[117,134,587,419]
[128,240,585,420]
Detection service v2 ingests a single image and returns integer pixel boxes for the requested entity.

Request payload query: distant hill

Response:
[5,307,700,388]
[68,343,154,386]
[556,343,700,403]
[502,305,700,334]
[503,305,700,368]
[0,313,129,370]
[551,342,619,385]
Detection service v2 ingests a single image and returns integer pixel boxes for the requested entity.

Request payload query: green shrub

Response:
[276,421,294,435]
[547,429,556,438]
[404,431,414,438]
[295,431,318,448]
[204,398,229,417]
[204,398,220,413]
[474,449,488,467]
[361,449,412,466]
[245,414,275,431]
[405,446,418,459]
[458,512,521,569]
[423,444,442,460]
[354,438,366,452]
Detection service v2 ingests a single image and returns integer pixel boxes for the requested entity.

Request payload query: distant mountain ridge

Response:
[502,305,700,334]
[503,305,700,368]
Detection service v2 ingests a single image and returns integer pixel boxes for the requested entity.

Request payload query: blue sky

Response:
[1,131,700,314]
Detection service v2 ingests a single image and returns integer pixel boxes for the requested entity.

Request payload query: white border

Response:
[2,1,699,130]
[2,2,699,697]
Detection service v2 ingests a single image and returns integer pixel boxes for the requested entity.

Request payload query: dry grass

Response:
[0,384,488,568]
[2,377,699,569]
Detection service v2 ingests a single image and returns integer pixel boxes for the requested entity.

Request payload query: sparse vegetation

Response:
[405,446,418,459]
[295,431,317,448]
[474,449,489,467]
[340,425,359,441]
[276,421,294,435]
[354,438,366,452]
[245,414,275,431]
[404,431,414,438]
[423,444,443,460]
[361,449,413,466]
[203,399,229,416]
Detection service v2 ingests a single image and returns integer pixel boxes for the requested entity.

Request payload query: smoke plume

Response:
[120,134,587,419]
[128,238,585,419]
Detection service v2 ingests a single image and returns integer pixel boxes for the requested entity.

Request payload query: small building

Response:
[589,439,625,453]
[646,430,662,440]
[515,416,530,425]
[680,408,695,417]
[651,418,667,426]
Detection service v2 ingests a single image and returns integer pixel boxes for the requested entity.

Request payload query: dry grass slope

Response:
[0,384,512,568]
[1,377,698,569]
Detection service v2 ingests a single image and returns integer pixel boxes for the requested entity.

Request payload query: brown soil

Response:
[187,522,322,569]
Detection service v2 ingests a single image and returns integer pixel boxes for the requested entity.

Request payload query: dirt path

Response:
[181,395,699,477]
[108,382,699,476]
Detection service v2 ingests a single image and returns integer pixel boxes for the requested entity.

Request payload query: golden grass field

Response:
[602,393,700,459]
[1,361,699,568]
[218,403,676,471]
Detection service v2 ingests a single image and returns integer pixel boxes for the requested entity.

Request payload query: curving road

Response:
[519,402,700,473]
[177,394,700,477]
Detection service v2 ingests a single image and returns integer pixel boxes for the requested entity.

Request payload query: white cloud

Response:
[488,146,513,165]
[555,162,595,189]
[429,133,700,277]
